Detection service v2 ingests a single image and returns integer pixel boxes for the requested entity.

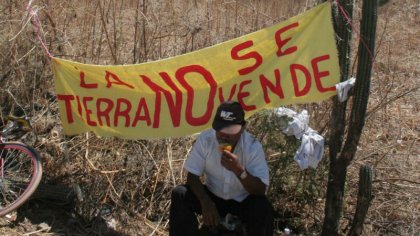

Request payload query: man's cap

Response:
[212,101,245,131]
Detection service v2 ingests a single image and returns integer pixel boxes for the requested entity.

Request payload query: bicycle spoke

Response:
[0,144,40,214]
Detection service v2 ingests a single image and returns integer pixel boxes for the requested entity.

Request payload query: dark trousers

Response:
[169,185,273,236]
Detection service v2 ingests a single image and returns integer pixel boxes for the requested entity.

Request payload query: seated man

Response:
[169,101,273,236]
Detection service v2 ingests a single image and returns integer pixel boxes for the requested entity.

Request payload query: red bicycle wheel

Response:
[0,142,42,216]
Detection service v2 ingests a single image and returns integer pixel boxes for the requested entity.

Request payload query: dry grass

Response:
[0,0,419,235]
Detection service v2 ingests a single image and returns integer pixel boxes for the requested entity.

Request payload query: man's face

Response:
[215,126,243,147]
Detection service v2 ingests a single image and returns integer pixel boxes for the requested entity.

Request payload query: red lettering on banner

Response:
[140,75,162,128]
[140,73,183,128]
[176,65,217,126]
[218,84,237,103]
[96,98,114,126]
[114,98,132,127]
[311,55,335,92]
[237,80,256,111]
[105,71,135,89]
[275,22,299,57]
[79,71,98,89]
[259,69,285,104]
[76,96,83,119]
[82,97,97,126]
[132,98,151,127]
[160,72,183,126]
[57,94,75,123]
[290,64,311,97]
[231,40,263,75]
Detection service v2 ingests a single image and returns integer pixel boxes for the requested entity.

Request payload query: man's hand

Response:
[220,150,244,176]
[200,198,220,226]
[220,151,268,195]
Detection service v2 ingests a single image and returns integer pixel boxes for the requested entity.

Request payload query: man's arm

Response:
[220,150,267,195]
[186,172,220,226]
[237,169,267,195]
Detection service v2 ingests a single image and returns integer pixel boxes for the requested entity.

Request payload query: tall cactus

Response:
[329,0,354,164]
[348,165,373,236]
[341,0,378,164]
[322,0,354,235]
[322,0,378,235]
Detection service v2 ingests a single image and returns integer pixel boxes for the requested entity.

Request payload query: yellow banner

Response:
[52,2,339,139]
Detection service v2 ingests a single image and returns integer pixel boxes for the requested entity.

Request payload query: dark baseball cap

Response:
[212,101,246,131]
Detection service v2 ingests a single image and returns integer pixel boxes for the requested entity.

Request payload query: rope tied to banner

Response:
[26,0,52,58]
